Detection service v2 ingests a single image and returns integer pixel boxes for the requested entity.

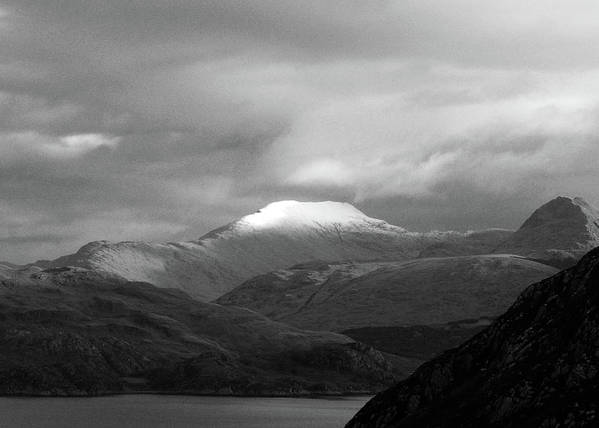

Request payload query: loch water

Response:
[0,394,371,428]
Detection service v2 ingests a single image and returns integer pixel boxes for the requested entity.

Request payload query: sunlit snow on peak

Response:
[239,200,371,229]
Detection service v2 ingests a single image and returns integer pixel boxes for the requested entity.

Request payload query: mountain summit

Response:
[495,196,599,266]
[237,200,381,230]
[201,200,402,239]
[32,201,436,300]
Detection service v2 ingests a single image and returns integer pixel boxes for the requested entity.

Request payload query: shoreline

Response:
[0,391,376,400]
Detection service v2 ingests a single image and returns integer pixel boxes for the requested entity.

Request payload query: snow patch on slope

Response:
[29,200,516,300]
[202,200,406,242]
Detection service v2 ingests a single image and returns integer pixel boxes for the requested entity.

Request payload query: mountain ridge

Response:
[18,196,599,301]
[24,201,510,300]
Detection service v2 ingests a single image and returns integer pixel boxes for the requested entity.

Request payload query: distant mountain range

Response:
[19,196,599,301]
[30,201,479,301]
[346,246,599,428]
[2,195,598,398]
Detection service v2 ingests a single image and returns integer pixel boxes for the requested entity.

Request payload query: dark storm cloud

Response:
[2,1,599,262]
[6,0,599,67]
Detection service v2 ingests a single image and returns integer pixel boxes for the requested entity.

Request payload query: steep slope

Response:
[347,247,599,428]
[217,255,558,331]
[0,266,400,396]
[342,323,488,362]
[33,201,506,301]
[495,196,599,267]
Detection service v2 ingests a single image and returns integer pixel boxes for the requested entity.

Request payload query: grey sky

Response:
[2,1,599,263]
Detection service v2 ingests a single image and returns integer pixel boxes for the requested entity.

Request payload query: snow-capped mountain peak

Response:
[32,200,424,300]
[238,200,377,230]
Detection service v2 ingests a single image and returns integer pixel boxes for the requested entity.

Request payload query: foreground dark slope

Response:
[347,247,599,428]
[0,267,400,396]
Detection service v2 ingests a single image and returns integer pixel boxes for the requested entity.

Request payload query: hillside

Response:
[0,267,401,396]
[347,247,599,428]
[217,255,558,331]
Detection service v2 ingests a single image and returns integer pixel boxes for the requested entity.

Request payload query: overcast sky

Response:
[2,1,599,263]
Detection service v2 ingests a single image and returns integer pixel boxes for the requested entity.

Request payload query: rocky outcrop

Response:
[346,247,599,428]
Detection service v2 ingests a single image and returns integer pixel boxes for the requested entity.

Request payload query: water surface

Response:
[0,395,370,428]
